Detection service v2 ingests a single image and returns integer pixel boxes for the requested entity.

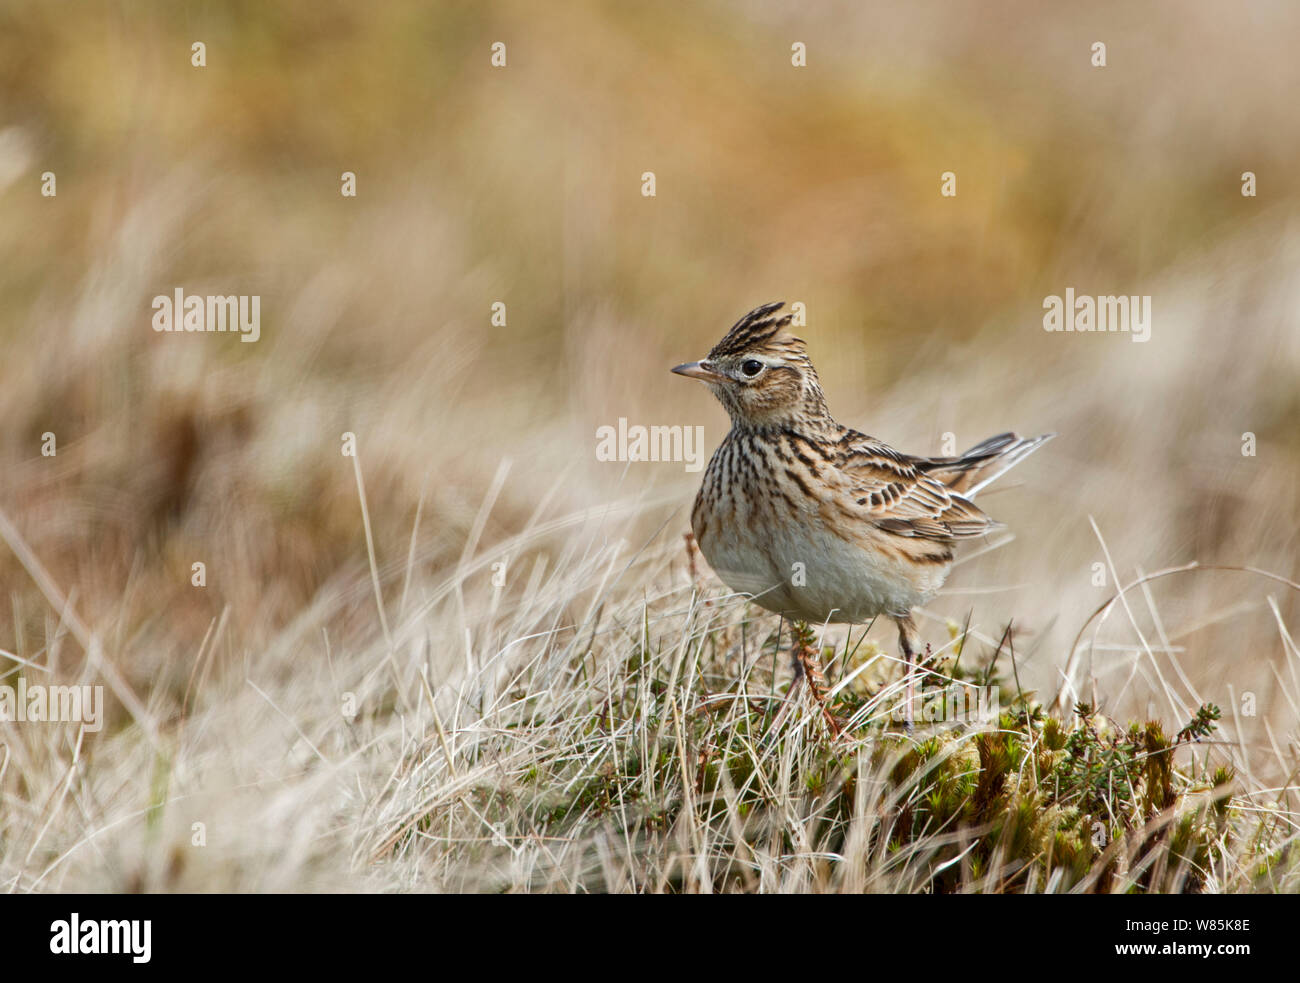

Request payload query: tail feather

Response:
[918,432,1054,498]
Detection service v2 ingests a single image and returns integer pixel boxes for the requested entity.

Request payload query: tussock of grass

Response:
[358,535,1297,893]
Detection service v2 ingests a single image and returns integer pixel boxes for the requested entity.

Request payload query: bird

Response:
[672,301,1052,729]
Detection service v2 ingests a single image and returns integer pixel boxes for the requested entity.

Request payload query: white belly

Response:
[698,513,945,623]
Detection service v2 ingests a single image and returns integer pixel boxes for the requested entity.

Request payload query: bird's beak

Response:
[671,360,727,384]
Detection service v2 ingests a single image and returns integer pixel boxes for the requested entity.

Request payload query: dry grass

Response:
[2,485,1297,893]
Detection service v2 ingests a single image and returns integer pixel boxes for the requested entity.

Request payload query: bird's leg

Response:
[790,620,842,736]
[895,613,922,731]
[683,532,701,588]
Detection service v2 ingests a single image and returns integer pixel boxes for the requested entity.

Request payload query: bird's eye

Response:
[741,359,764,377]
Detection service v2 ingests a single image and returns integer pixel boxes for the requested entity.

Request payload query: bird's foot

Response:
[790,623,846,738]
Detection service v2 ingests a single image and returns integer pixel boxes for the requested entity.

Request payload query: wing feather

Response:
[833,431,999,542]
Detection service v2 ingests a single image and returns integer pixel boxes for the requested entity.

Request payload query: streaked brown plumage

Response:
[673,302,1052,726]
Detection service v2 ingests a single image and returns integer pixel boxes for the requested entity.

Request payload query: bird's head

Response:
[672,302,828,430]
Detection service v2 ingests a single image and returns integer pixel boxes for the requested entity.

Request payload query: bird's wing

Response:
[832,431,999,542]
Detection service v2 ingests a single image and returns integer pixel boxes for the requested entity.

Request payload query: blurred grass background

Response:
[1,0,1299,888]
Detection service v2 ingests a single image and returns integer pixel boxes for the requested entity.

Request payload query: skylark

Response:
[673,302,1051,728]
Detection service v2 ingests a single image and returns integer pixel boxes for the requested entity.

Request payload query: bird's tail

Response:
[918,432,1055,498]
